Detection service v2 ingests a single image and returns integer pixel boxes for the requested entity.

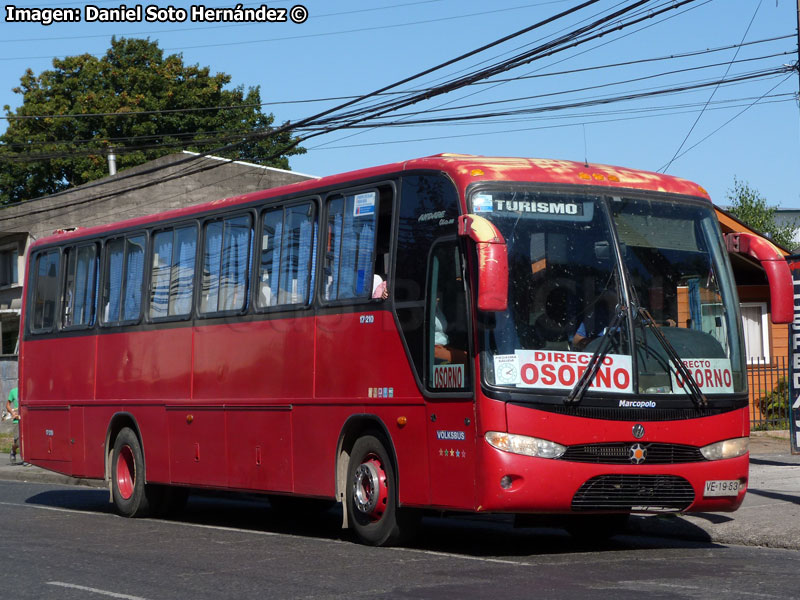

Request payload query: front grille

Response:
[572,474,695,511]
[561,442,705,464]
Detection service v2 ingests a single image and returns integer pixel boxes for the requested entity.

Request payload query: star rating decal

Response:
[438,448,466,459]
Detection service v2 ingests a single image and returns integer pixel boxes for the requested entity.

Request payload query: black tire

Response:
[563,513,629,542]
[111,427,152,517]
[346,433,418,546]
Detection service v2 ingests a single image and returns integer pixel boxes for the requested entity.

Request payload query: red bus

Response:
[19,154,792,545]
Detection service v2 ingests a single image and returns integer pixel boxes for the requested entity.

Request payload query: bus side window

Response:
[30,249,61,333]
[101,234,145,325]
[200,215,253,314]
[428,241,469,391]
[258,202,316,309]
[62,244,98,328]
[150,225,197,319]
[323,191,377,302]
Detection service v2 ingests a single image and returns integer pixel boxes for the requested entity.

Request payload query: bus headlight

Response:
[485,432,566,459]
[700,437,749,461]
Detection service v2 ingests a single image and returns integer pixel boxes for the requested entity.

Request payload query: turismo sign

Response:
[494,350,633,393]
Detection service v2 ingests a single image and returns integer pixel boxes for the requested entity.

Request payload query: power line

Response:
[3,53,791,155]
[657,74,795,172]
[660,0,763,172]
[306,95,793,151]
[0,0,607,206]
[3,0,695,164]
[4,34,790,122]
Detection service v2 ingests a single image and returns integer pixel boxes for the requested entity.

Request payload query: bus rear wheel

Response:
[111,427,153,518]
[346,434,415,546]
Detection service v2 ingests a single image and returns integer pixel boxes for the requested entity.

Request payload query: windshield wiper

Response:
[565,304,627,406]
[635,307,708,410]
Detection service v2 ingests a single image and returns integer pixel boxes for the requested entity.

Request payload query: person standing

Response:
[6,387,18,464]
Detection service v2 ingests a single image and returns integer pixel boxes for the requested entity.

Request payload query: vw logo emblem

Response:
[630,443,647,464]
[632,424,645,439]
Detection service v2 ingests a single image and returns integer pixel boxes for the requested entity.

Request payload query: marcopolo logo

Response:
[619,400,657,408]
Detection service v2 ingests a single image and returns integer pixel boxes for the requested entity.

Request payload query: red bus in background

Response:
[19,155,792,545]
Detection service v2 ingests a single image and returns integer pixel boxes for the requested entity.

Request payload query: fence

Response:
[747,356,790,430]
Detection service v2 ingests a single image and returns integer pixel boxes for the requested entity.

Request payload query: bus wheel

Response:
[111,427,151,518]
[346,434,408,546]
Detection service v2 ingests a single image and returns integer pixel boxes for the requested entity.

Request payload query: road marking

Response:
[47,582,151,600]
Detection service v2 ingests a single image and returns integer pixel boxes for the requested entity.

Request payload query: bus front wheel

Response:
[111,427,151,518]
[346,434,415,546]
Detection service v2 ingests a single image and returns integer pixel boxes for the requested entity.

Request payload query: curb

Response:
[0,464,106,488]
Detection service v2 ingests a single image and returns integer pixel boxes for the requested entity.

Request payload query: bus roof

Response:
[30,154,710,249]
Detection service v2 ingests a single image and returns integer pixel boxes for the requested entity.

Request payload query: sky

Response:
[1,0,799,207]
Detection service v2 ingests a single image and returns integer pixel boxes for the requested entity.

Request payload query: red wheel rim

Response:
[116,445,135,500]
[353,453,389,521]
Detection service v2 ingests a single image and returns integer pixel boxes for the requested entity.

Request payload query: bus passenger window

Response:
[62,244,98,328]
[31,249,60,332]
[258,202,316,308]
[101,234,145,325]
[200,215,252,314]
[150,226,197,319]
[323,191,377,302]
[122,236,145,321]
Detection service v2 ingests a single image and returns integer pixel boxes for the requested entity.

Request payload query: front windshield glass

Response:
[473,187,745,399]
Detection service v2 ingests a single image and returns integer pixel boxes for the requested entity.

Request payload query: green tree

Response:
[725,177,797,250]
[0,37,305,204]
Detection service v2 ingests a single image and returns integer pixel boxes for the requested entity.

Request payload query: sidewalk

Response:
[0,432,797,549]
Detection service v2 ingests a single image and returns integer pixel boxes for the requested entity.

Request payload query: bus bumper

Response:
[477,445,748,514]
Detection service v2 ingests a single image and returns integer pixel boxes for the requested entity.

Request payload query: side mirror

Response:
[725,232,792,324]
[458,214,508,312]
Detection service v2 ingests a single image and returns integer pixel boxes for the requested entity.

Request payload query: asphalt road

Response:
[1,479,799,600]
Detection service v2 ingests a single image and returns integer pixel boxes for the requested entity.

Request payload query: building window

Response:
[1,315,19,355]
[740,302,769,363]
[0,246,19,287]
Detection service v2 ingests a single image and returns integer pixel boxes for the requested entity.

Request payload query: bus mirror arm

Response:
[458,214,508,312]
[725,232,793,324]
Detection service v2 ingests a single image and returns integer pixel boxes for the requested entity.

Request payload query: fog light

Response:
[500,475,513,489]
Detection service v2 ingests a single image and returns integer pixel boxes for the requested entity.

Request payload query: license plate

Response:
[704,479,740,497]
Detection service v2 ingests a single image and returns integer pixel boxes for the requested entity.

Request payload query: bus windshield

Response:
[473,186,745,399]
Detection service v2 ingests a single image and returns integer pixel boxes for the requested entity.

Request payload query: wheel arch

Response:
[104,412,145,483]
[335,414,398,529]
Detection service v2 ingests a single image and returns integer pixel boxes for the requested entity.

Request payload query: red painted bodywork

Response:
[19,155,753,516]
